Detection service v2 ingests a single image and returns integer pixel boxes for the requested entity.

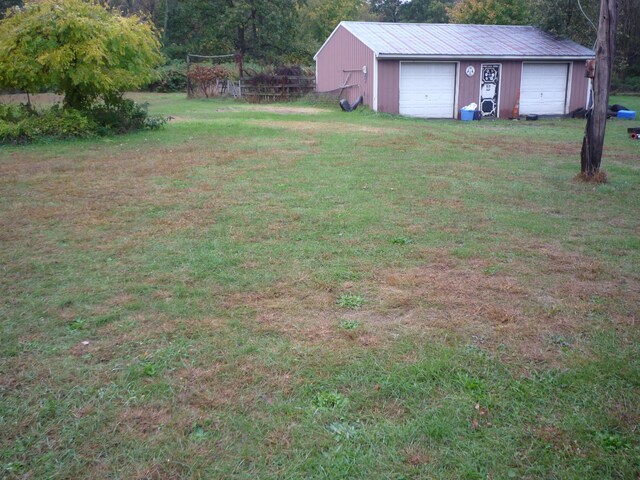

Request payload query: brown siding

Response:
[569,60,589,111]
[346,56,588,118]
[498,61,522,118]
[378,61,399,114]
[376,59,524,118]
[315,26,374,107]
[457,60,521,119]
[457,60,482,117]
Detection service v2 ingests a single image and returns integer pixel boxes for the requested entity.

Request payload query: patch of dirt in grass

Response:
[219,281,388,347]
[403,445,433,466]
[134,462,190,480]
[603,146,640,167]
[250,120,399,134]
[245,105,331,115]
[0,143,258,248]
[609,402,640,434]
[531,425,583,455]
[426,180,453,192]
[117,406,172,438]
[371,259,528,333]
[537,244,606,279]
[173,359,296,414]
[464,135,580,158]
[420,197,468,209]
[2,140,308,248]
[362,135,426,149]
[372,399,408,420]
[264,426,294,449]
[216,244,638,364]
[536,252,638,329]
[371,251,637,362]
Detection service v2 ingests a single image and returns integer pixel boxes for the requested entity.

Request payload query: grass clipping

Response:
[576,170,608,183]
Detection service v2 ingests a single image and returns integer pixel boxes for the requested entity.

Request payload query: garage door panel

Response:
[399,63,456,118]
[520,63,569,115]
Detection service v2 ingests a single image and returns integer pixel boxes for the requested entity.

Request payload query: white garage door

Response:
[399,63,456,118]
[520,63,569,115]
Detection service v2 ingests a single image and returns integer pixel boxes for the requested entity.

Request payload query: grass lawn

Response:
[1,93,639,479]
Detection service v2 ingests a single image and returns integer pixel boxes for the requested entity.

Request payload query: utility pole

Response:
[580,0,618,179]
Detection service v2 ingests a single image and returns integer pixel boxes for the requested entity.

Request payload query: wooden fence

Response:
[188,76,315,101]
[240,76,316,102]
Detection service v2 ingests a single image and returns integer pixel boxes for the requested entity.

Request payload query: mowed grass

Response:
[1,93,639,479]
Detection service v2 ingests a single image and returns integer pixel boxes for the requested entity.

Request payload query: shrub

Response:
[0,106,97,144]
[187,64,232,98]
[41,108,97,138]
[0,97,166,144]
[0,103,30,123]
[148,60,188,93]
[611,75,640,93]
[0,120,22,143]
[85,97,165,135]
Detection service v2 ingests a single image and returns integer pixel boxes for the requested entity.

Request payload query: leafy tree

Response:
[0,0,21,18]
[220,0,300,61]
[303,0,367,43]
[531,0,638,87]
[400,0,454,23]
[147,0,305,62]
[448,0,529,25]
[616,0,640,81]
[370,0,403,21]
[532,0,598,47]
[0,0,162,108]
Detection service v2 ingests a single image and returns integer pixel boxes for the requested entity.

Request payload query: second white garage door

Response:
[399,62,456,118]
[520,63,569,115]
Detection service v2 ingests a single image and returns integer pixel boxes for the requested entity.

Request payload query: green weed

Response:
[313,391,348,409]
[327,421,358,441]
[336,293,366,309]
[390,236,413,245]
[67,318,86,330]
[338,319,360,330]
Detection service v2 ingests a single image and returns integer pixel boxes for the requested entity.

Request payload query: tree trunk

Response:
[237,26,246,60]
[163,0,169,40]
[580,0,618,177]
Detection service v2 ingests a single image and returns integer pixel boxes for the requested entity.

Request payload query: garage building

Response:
[314,22,595,119]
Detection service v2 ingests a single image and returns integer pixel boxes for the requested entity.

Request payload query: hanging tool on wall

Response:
[337,66,367,97]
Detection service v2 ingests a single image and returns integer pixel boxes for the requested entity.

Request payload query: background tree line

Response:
[2,0,638,88]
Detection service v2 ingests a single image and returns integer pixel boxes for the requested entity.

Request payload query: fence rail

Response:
[187,76,316,102]
[241,76,315,102]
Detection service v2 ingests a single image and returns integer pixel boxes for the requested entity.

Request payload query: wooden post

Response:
[186,55,191,98]
[580,0,618,178]
[235,52,243,80]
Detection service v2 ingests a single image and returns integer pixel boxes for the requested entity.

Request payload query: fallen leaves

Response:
[471,403,492,430]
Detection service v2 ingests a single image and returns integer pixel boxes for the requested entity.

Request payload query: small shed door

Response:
[520,63,569,115]
[399,62,456,118]
[480,64,501,117]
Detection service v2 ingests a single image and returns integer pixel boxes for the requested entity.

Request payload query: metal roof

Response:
[320,22,594,59]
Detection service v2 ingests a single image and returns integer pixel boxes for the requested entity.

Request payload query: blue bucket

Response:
[460,109,475,121]
[617,110,636,120]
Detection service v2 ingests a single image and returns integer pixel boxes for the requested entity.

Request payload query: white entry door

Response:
[520,63,569,115]
[399,62,456,118]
